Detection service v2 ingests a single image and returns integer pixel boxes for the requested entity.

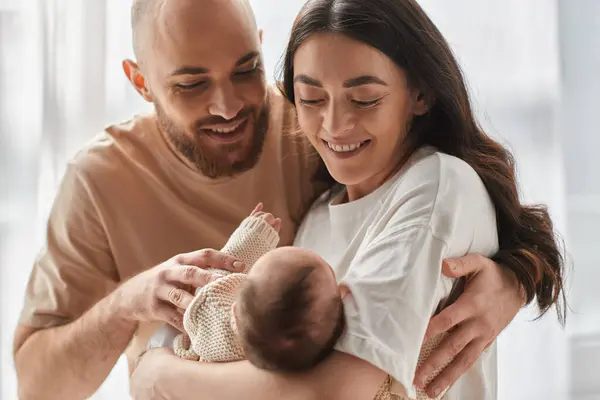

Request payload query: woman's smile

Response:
[322,138,372,159]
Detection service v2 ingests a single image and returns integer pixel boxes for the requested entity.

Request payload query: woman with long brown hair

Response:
[279,0,566,398]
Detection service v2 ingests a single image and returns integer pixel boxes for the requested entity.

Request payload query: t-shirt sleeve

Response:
[19,163,118,328]
[336,224,449,399]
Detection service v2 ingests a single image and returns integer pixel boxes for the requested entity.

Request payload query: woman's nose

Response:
[322,101,355,137]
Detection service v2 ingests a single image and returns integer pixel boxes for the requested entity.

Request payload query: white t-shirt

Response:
[294,147,499,399]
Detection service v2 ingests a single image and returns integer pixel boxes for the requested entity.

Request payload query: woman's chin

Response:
[326,167,369,187]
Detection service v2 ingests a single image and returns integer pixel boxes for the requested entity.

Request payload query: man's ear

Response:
[258,28,263,44]
[123,59,153,102]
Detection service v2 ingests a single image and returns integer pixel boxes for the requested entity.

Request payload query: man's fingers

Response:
[414,322,477,388]
[273,218,282,233]
[153,303,184,332]
[424,295,474,341]
[163,264,217,289]
[156,284,195,310]
[175,249,245,272]
[442,253,492,278]
[422,341,484,398]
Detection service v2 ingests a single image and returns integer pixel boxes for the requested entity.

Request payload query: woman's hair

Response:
[278,0,566,323]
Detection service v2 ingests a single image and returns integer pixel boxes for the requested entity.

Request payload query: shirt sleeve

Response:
[336,224,451,400]
[18,163,118,328]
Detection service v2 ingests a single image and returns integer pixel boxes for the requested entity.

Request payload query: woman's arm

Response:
[414,254,524,397]
[130,348,385,400]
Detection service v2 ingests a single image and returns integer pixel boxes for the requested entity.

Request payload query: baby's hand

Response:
[250,203,281,233]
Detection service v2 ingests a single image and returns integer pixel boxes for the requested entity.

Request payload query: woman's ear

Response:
[413,91,434,116]
[122,59,153,102]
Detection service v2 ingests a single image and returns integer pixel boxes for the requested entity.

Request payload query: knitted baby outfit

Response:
[173,216,280,362]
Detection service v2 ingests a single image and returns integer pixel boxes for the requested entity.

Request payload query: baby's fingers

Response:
[250,203,264,216]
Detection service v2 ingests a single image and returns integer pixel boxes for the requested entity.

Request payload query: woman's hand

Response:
[131,348,176,400]
[414,253,524,397]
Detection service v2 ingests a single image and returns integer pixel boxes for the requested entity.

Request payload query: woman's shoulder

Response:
[383,148,496,241]
[388,147,489,205]
[399,147,482,189]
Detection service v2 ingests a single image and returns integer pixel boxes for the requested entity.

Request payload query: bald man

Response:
[13,0,527,399]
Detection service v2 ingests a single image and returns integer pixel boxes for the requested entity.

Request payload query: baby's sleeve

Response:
[218,216,280,274]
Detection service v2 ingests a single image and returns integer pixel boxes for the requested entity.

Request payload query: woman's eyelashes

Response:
[352,98,381,108]
[298,97,382,108]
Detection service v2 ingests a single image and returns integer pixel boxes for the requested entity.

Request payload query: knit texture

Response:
[174,216,280,361]
[374,332,449,400]
[202,216,280,282]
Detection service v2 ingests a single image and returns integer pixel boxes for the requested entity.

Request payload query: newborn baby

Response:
[173,204,447,399]
[173,203,345,371]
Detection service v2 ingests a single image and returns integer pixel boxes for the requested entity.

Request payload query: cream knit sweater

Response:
[173,216,280,362]
[173,215,448,400]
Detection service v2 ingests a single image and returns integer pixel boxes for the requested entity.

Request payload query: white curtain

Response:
[1,1,148,398]
[2,1,596,399]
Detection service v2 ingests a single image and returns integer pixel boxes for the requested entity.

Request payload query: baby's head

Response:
[233,246,345,372]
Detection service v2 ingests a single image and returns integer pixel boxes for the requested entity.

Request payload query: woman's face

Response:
[293,32,427,199]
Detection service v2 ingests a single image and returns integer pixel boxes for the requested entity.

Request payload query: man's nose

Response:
[208,82,244,120]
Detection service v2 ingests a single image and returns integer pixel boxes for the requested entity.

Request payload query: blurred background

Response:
[1,0,598,399]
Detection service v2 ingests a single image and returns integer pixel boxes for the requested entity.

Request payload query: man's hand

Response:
[116,249,244,331]
[414,253,525,397]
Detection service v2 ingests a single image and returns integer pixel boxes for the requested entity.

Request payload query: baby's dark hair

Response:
[236,264,345,372]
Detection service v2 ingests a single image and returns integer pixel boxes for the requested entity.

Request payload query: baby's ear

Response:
[339,284,350,299]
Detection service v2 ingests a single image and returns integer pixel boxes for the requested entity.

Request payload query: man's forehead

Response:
[151,0,259,72]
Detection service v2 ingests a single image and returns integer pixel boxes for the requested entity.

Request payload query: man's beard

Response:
[155,102,269,179]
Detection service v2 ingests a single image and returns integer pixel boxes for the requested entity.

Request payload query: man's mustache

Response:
[194,108,254,129]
